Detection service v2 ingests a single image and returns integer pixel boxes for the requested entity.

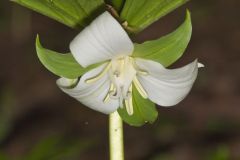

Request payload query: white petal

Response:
[57,64,119,114]
[135,58,202,107]
[70,11,134,67]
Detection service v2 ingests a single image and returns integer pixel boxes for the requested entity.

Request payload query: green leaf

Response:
[120,0,189,33]
[36,35,98,79]
[132,10,192,67]
[12,0,105,29]
[106,0,125,12]
[118,85,158,127]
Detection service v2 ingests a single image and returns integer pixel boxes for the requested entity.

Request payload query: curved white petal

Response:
[57,63,119,114]
[70,12,134,67]
[135,58,202,107]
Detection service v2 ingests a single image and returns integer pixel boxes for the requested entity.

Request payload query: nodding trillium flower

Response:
[56,11,203,115]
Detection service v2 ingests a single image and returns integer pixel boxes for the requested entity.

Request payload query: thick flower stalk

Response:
[56,12,203,115]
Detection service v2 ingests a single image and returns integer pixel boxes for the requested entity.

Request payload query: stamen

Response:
[119,86,124,108]
[133,77,148,99]
[85,63,111,84]
[102,56,148,110]
[130,57,149,76]
[109,91,118,98]
[124,84,133,115]
[119,97,124,108]
[104,83,116,103]
[137,70,149,76]
[103,93,110,103]
[125,98,133,115]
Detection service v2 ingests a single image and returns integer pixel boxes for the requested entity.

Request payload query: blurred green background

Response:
[0,0,240,160]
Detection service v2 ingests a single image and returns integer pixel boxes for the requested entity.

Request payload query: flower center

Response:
[85,56,148,115]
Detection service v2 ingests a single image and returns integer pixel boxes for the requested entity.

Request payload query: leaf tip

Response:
[184,9,192,31]
[35,34,42,53]
[186,9,191,19]
[35,35,46,66]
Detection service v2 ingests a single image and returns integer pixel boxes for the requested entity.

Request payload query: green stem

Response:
[109,111,124,160]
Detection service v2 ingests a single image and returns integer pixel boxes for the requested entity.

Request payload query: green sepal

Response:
[132,10,192,67]
[120,0,189,33]
[36,35,98,79]
[12,0,105,29]
[118,85,158,127]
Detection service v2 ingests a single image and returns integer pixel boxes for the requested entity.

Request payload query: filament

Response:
[124,84,133,115]
[104,83,116,103]
[137,70,149,76]
[85,63,111,84]
[133,77,148,99]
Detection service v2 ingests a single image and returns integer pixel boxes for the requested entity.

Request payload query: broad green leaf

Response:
[120,0,189,33]
[36,35,98,79]
[132,10,192,67]
[105,0,125,12]
[118,85,158,127]
[12,0,105,29]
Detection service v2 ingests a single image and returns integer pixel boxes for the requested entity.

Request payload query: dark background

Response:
[0,0,240,160]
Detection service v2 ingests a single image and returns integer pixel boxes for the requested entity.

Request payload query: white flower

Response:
[56,12,203,115]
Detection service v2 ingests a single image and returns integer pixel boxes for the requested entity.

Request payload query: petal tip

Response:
[56,77,78,88]
[198,63,204,68]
